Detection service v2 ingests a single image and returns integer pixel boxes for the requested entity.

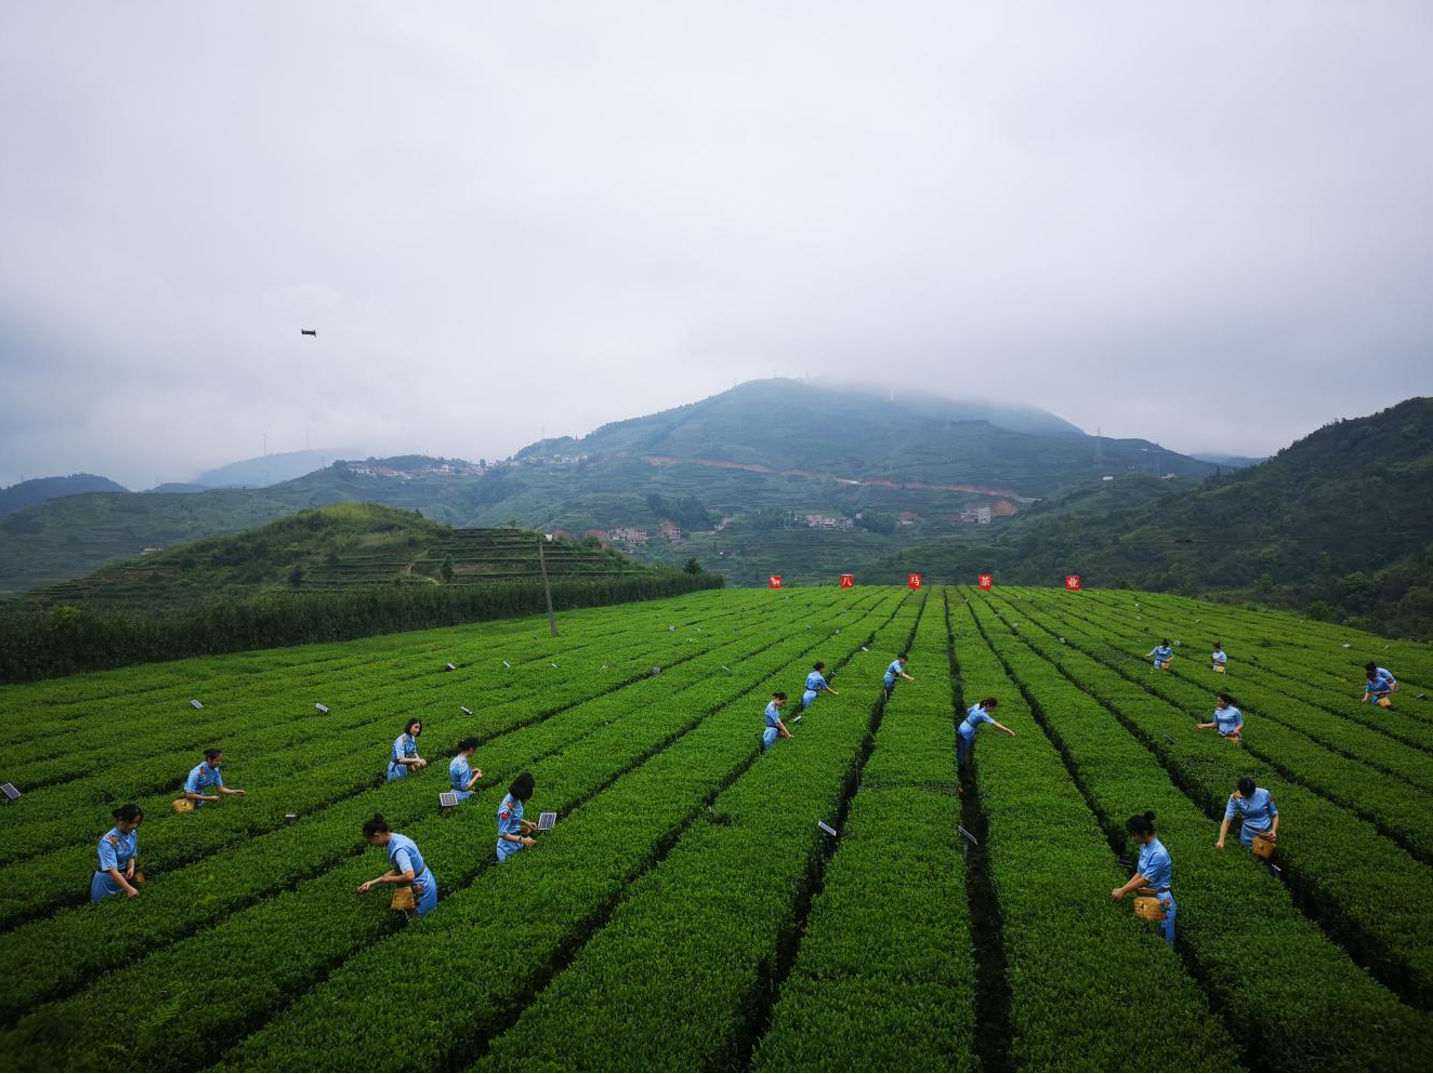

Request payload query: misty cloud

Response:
[2,1,1430,488]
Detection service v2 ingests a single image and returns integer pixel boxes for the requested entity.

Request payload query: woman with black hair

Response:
[1196,693,1244,745]
[497,771,538,862]
[356,814,437,919]
[1148,640,1174,670]
[1111,811,1175,946]
[182,748,246,808]
[883,654,914,700]
[800,661,839,716]
[92,804,144,903]
[956,698,1015,794]
[1362,663,1398,706]
[386,718,428,781]
[448,737,483,803]
[1217,777,1280,852]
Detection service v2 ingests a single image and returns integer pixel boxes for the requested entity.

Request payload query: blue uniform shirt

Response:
[92,826,139,903]
[387,832,436,916]
[449,755,475,800]
[1212,650,1227,667]
[765,701,782,728]
[959,704,995,740]
[1213,704,1243,735]
[884,660,903,685]
[1138,837,1173,891]
[496,794,527,862]
[1152,646,1173,662]
[1375,667,1396,686]
[805,671,827,692]
[1226,787,1278,844]
[387,832,428,877]
[184,761,223,807]
[1366,676,1391,695]
[97,827,137,873]
[388,733,418,781]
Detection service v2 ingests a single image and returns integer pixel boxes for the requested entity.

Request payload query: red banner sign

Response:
[908,573,923,590]
[839,574,854,588]
[978,574,993,590]
[769,575,783,590]
[1065,574,1082,591]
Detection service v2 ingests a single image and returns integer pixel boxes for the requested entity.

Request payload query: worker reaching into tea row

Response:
[763,651,907,752]
[1111,812,1176,947]
[1362,663,1399,707]
[1197,692,1243,745]
[798,661,838,719]
[352,769,539,921]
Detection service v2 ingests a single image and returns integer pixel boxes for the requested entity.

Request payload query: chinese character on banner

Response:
[839,574,854,588]
[908,573,923,590]
[1065,574,1082,591]
[978,574,993,590]
[769,575,783,590]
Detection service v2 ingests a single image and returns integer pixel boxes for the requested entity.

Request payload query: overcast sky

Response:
[2,2,1430,488]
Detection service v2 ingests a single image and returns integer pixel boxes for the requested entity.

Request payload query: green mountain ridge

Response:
[0,380,1211,594]
[0,473,129,515]
[861,397,1433,637]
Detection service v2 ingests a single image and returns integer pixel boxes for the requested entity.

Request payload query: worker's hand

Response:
[521,836,536,847]
[233,789,246,797]
[1110,888,1125,901]
[124,886,140,899]
[125,862,135,878]
[357,881,374,894]
[474,769,483,780]
[1214,840,1225,850]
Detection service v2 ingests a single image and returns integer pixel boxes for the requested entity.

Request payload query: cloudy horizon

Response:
[3,2,1431,489]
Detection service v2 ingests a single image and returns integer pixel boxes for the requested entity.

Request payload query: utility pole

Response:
[537,533,558,636]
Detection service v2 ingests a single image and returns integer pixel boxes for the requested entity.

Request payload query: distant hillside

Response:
[522,379,1209,496]
[0,381,1219,594]
[193,447,363,488]
[0,474,128,515]
[1191,452,1266,469]
[0,489,296,596]
[864,398,1433,637]
[22,503,657,609]
[476,379,1213,581]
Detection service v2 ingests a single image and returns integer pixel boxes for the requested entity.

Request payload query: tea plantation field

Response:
[1,585,1431,1071]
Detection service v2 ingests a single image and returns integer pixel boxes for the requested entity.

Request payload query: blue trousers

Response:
[957,733,974,768]
[801,690,818,710]
[762,726,779,751]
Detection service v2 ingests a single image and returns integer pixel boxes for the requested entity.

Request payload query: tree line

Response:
[0,571,724,683]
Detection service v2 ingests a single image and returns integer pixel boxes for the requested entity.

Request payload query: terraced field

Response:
[1,586,1430,1070]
